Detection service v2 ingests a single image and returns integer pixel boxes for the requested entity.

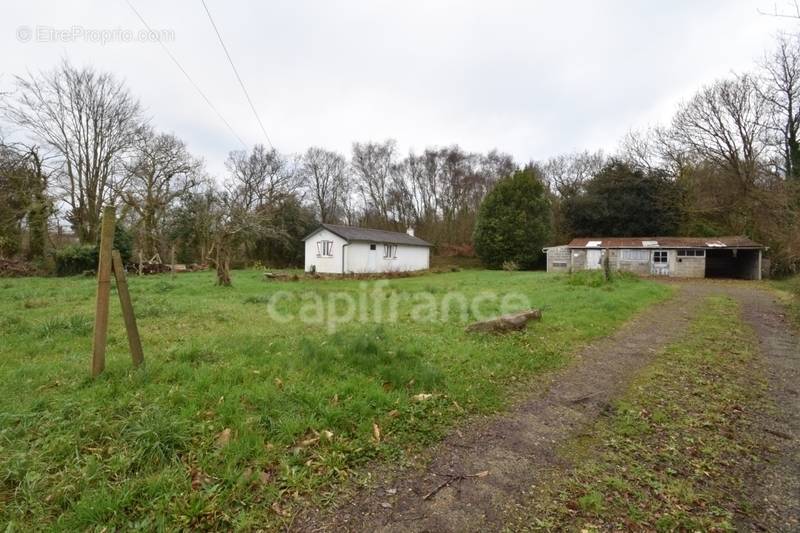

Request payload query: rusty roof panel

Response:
[566,236,763,249]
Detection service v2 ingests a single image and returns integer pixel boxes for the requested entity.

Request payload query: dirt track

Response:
[294,282,799,532]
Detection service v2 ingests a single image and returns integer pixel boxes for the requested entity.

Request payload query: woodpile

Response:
[465,309,542,334]
[132,262,207,275]
[0,259,40,277]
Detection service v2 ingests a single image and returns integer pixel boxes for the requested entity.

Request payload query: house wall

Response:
[673,254,706,278]
[345,242,430,273]
[558,245,762,279]
[571,249,587,270]
[546,246,571,272]
[304,229,348,274]
[611,249,651,276]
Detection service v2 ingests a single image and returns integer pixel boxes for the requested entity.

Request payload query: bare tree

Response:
[121,129,203,258]
[351,140,399,224]
[618,128,692,176]
[225,144,298,210]
[208,187,286,286]
[300,147,348,223]
[670,74,770,193]
[0,139,52,258]
[759,32,800,178]
[1,60,143,242]
[540,150,605,197]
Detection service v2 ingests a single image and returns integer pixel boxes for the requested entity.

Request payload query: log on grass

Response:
[465,309,542,334]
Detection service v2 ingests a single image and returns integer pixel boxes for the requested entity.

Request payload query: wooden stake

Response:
[112,250,144,368]
[91,205,116,377]
[171,245,176,279]
[138,250,143,276]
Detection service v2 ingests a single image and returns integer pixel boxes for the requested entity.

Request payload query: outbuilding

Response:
[303,224,432,274]
[545,236,765,280]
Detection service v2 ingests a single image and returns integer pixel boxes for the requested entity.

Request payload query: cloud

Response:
[1,0,796,178]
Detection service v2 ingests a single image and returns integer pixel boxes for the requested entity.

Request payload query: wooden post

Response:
[112,250,144,368]
[171,246,176,279]
[91,206,116,377]
[138,250,143,276]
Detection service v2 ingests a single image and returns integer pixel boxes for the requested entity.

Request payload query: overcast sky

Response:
[1,0,797,178]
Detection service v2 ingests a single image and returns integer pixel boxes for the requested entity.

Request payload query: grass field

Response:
[0,269,670,530]
[514,295,769,531]
[771,274,800,326]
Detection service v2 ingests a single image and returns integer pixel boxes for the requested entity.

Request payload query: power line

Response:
[124,0,248,148]
[201,0,275,150]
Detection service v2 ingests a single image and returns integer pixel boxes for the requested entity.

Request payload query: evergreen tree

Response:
[473,166,550,269]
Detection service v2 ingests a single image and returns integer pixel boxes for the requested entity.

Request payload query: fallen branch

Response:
[422,470,489,501]
[465,309,542,334]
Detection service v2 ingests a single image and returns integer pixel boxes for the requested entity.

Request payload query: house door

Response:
[367,243,377,272]
[651,250,669,276]
[586,249,602,270]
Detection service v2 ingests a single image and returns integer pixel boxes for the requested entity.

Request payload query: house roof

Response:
[566,236,764,249]
[304,223,433,247]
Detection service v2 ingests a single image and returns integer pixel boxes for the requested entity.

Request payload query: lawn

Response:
[0,269,670,530]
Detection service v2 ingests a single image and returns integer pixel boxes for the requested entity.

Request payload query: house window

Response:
[621,249,649,261]
[316,240,334,257]
[370,244,376,250]
[383,244,398,259]
[677,249,705,257]
[653,250,668,263]
[552,261,568,267]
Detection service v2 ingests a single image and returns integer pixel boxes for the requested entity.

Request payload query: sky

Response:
[1,0,798,178]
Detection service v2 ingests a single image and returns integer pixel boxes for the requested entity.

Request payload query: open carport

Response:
[705,248,762,280]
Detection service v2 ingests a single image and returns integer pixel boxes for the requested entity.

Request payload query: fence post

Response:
[112,250,145,368]
[91,206,116,377]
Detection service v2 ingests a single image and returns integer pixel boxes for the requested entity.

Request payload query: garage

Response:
[705,248,762,280]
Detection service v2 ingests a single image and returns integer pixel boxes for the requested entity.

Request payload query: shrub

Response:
[473,166,550,269]
[502,260,520,271]
[54,245,98,276]
[54,222,133,276]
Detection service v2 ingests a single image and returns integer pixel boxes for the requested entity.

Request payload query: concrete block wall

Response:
[546,246,571,272]
[673,256,706,278]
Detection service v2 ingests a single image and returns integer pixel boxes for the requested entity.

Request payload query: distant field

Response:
[0,270,670,530]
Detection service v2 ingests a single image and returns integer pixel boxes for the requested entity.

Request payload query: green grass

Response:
[514,296,769,531]
[771,274,800,326]
[0,269,670,530]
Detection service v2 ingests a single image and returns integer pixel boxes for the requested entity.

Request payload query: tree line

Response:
[3,32,800,278]
[509,33,800,273]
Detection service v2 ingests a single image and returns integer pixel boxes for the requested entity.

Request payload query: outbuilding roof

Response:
[304,223,433,247]
[566,236,763,249]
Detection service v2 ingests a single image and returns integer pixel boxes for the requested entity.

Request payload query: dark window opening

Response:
[370,244,376,250]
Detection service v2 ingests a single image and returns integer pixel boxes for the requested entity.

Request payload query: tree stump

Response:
[465,309,542,334]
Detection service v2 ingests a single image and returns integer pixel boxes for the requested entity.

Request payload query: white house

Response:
[303,224,432,274]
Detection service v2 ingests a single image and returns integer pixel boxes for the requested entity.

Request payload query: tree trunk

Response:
[216,247,231,286]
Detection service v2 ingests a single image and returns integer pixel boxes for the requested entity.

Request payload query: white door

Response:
[651,250,669,276]
[367,243,377,272]
[586,249,602,270]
